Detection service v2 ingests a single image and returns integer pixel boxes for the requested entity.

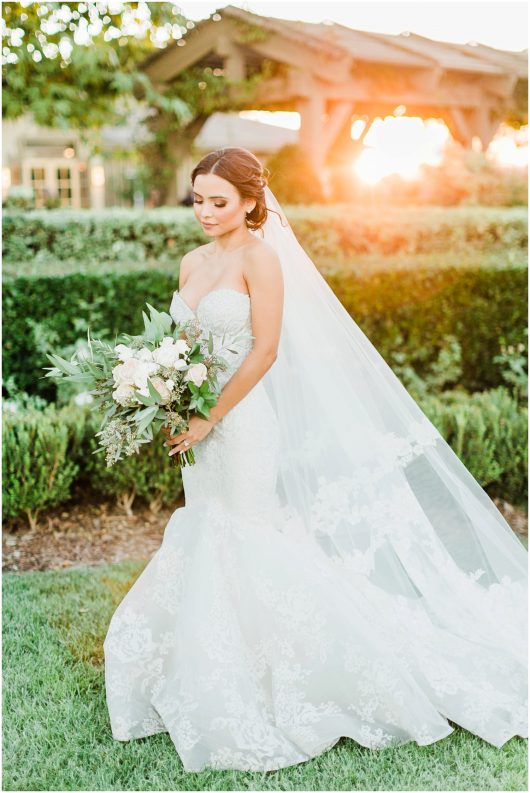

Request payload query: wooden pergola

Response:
[140,4,527,196]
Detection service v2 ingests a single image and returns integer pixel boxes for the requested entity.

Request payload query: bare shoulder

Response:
[245,238,282,274]
[244,238,283,299]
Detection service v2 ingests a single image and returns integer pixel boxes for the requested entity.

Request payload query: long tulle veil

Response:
[252,185,527,654]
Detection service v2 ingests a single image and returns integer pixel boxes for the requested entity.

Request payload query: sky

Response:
[174,0,528,52]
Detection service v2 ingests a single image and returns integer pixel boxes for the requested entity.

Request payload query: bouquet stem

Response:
[174,447,196,467]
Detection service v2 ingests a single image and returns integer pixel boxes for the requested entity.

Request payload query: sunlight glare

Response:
[486,124,528,169]
[354,116,450,184]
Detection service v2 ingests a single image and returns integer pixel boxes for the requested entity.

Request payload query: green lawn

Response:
[3,562,528,791]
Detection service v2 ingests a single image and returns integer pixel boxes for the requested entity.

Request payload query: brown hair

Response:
[190,147,284,232]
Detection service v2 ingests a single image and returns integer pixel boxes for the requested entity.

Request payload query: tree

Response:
[2,2,192,135]
[2,2,272,203]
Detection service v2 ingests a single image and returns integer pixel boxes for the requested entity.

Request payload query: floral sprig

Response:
[43,302,254,467]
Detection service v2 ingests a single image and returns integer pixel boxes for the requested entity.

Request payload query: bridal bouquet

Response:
[43,303,252,467]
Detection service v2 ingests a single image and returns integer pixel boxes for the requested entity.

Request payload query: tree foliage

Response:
[1,1,196,134]
[2,3,277,201]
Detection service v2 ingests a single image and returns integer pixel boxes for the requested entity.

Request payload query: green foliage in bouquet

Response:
[42,302,252,467]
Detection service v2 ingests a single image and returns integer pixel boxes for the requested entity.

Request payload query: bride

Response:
[103,147,528,772]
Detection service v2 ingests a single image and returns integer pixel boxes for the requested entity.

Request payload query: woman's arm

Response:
[207,242,284,425]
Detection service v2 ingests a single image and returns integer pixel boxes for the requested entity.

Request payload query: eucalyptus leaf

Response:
[137,405,158,434]
[147,377,162,403]
[44,353,80,376]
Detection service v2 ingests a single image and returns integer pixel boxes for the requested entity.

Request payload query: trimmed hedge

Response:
[2,403,80,529]
[3,205,527,264]
[421,386,527,505]
[4,270,174,400]
[2,207,204,265]
[3,385,526,528]
[3,264,526,400]
[326,264,527,392]
[2,403,183,528]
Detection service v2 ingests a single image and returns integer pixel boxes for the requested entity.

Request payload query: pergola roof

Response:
[142,4,527,80]
[139,4,527,196]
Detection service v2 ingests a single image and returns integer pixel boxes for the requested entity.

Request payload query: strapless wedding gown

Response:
[103,288,527,772]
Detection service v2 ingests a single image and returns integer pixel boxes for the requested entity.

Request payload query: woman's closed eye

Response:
[193,200,226,208]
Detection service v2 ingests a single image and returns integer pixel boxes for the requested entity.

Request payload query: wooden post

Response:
[297,91,328,195]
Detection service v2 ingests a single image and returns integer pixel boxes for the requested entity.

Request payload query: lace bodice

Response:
[169,288,253,388]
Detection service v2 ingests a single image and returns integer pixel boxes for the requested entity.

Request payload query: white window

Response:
[22,158,82,208]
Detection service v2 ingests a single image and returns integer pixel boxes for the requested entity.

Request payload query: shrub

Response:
[3,270,174,401]
[421,386,527,506]
[3,205,527,266]
[2,388,525,525]
[3,263,527,400]
[2,185,35,211]
[2,403,79,529]
[2,207,204,264]
[83,413,183,516]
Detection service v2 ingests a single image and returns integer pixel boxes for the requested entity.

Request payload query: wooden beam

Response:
[447,107,475,146]
[249,65,485,107]
[215,33,246,81]
[142,19,232,82]
[447,104,503,148]
[321,100,356,156]
[247,39,351,84]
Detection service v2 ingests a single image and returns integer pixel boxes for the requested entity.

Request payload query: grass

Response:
[3,562,528,791]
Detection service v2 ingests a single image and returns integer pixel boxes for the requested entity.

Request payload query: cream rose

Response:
[153,337,188,368]
[114,343,135,362]
[150,376,172,404]
[112,383,136,406]
[184,362,208,387]
[113,358,160,390]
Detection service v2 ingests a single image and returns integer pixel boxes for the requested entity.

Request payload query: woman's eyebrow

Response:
[192,191,228,199]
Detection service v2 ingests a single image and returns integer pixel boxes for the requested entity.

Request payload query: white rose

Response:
[114,343,135,362]
[184,362,208,387]
[171,359,188,372]
[153,337,184,368]
[112,358,141,386]
[165,379,175,391]
[113,383,135,406]
[150,376,172,404]
[136,347,154,362]
[175,339,190,355]
[132,360,160,391]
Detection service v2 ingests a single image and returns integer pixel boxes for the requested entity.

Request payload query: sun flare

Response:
[486,124,528,168]
[353,116,450,184]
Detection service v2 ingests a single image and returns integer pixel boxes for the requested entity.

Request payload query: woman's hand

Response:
[162,415,216,457]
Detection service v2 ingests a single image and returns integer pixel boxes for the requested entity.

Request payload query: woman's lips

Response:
[202,222,217,227]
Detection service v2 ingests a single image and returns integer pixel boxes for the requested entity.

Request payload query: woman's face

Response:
[192,173,254,235]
